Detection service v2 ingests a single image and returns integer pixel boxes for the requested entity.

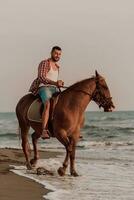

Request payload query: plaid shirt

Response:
[29,58,59,95]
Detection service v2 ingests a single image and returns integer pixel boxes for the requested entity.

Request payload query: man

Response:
[29,46,64,139]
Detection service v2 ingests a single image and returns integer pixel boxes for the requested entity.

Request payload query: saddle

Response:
[27,92,60,123]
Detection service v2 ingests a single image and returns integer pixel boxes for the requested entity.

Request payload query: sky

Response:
[0,0,134,112]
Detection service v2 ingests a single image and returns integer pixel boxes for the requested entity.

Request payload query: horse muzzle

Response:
[104,103,115,112]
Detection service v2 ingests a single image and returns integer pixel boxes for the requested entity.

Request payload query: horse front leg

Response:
[70,145,79,177]
[58,146,71,176]
[69,133,79,177]
[56,129,71,176]
[30,131,40,167]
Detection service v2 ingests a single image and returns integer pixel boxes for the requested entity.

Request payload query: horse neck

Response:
[69,78,96,113]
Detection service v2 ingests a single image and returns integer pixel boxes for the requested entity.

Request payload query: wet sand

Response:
[0,148,60,200]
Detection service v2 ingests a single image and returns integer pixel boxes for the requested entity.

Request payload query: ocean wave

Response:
[98,116,117,121]
[87,116,124,122]
[83,125,111,131]
[35,140,134,151]
[77,141,134,149]
[0,133,18,138]
[1,139,134,153]
[116,127,134,131]
[83,124,134,133]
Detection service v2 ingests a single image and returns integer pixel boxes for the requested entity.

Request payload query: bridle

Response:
[92,78,113,109]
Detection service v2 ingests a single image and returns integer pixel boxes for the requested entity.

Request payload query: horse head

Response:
[92,70,115,112]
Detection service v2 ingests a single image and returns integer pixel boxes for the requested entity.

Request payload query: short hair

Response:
[51,46,62,52]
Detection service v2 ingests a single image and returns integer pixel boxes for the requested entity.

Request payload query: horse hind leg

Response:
[20,126,32,170]
[30,131,40,167]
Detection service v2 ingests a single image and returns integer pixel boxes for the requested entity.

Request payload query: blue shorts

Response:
[38,86,57,103]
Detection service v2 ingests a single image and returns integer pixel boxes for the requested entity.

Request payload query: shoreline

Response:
[0,147,61,200]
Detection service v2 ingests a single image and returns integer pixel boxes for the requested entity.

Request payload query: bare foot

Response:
[41,129,50,139]
[79,135,83,139]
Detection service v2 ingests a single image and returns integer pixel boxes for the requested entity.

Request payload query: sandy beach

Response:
[0,148,60,200]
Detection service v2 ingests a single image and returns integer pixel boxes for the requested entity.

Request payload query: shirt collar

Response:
[47,58,60,68]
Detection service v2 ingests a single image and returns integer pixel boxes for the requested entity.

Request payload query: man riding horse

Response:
[16,48,115,175]
[29,46,64,139]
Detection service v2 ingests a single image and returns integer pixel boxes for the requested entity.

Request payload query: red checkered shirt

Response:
[29,58,59,95]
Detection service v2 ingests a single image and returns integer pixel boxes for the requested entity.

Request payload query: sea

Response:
[1,111,134,200]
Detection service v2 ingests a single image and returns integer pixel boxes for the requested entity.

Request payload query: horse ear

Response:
[95,70,99,77]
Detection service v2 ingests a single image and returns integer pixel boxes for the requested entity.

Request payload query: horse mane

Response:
[64,76,95,92]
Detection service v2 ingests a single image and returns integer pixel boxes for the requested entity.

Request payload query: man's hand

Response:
[57,80,64,87]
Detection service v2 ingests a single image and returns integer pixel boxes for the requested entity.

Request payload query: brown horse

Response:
[16,71,115,176]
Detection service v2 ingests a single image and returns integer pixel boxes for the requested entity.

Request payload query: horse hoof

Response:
[26,162,33,170]
[57,167,65,176]
[71,171,79,177]
[30,158,37,167]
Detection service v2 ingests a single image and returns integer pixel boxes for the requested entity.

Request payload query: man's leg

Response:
[38,86,57,139]
[41,100,50,139]
[38,87,51,139]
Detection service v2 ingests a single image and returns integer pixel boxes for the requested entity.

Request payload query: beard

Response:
[51,56,60,62]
